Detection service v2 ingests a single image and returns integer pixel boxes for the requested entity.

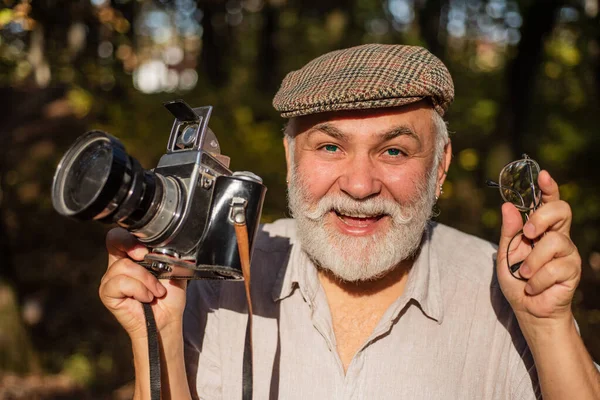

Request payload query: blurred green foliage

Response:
[0,0,599,397]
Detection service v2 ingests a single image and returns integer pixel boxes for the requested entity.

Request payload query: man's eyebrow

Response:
[306,122,422,146]
[380,125,421,146]
[306,123,348,141]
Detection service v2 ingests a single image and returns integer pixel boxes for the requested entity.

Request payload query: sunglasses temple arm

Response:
[525,163,541,208]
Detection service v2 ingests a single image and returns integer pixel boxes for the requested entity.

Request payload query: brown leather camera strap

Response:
[234,222,254,400]
[142,221,254,400]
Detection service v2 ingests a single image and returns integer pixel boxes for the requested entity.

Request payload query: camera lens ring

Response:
[124,172,163,230]
[131,175,183,244]
[107,158,146,223]
[52,131,128,220]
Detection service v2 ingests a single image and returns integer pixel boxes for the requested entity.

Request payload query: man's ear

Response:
[436,140,452,197]
[283,136,292,184]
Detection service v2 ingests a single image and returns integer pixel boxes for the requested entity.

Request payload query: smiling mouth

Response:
[333,210,385,227]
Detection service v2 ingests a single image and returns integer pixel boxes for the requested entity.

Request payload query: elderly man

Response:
[99,44,600,399]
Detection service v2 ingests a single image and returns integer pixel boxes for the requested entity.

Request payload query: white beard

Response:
[287,163,438,282]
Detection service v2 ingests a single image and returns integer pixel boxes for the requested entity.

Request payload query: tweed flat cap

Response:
[273,44,454,118]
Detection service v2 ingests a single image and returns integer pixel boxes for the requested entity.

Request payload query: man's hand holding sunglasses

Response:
[497,170,599,399]
[498,169,579,324]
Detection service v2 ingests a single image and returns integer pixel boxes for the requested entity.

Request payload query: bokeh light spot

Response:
[459,149,479,171]
[482,208,499,228]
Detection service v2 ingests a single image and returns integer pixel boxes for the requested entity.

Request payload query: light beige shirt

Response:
[183,219,541,399]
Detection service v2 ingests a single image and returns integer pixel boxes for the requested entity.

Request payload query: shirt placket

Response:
[303,281,347,398]
[341,298,413,400]
[306,283,406,400]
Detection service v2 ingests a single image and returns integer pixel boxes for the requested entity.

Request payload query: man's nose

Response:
[338,156,382,200]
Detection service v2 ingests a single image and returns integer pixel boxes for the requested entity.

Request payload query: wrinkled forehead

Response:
[286,101,438,143]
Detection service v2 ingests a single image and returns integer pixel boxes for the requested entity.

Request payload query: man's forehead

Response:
[290,101,436,139]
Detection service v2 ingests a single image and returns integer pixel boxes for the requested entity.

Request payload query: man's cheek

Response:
[383,170,426,204]
[298,162,341,199]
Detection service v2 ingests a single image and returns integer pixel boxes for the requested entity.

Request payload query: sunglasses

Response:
[486,154,542,281]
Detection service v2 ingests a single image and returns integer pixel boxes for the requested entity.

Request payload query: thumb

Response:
[498,202,524,267]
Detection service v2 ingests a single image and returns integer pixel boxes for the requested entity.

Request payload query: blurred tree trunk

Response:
[496,0,565,155]
[481,0,565,184]
[417,0,447,59]
[594,14,600,106]
[0,87,65,299]
[257,2,280,93]
[199,1,230,86]
[341,1,363,49]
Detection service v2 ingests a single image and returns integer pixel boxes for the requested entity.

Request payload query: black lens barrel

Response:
[118,169,162,230]
[52,131,158,228]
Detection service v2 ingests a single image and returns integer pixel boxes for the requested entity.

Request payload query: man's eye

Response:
[323,144,339,152]
[386,148,402,156]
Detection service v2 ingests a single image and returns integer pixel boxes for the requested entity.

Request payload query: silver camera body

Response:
[52,100,267,280]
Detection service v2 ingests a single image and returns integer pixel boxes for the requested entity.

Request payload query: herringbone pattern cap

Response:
[273,44,454,118]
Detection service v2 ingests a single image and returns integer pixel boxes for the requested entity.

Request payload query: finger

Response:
[522,200,572,239]
[518,231,576,280]
[538,170,560,203]
[102,258,166,298]
[497,202,530,283]
[106,228,148,264]
[100,274,155,304]
[523,254,581,296]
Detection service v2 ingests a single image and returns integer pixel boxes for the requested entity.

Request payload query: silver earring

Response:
[435,184,443,202]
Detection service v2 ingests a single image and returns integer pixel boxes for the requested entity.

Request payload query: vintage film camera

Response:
[51,100,266,280]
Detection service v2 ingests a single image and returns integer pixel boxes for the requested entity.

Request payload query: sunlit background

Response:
[1,0,599,398]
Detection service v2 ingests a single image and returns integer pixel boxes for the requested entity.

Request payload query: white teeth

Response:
[336,211,379,218]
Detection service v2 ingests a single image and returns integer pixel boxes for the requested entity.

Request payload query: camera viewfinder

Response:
[175,123,200,150]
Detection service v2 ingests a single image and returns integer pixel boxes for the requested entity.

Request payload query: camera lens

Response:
[52,131,161,227]
[62,139,113,212]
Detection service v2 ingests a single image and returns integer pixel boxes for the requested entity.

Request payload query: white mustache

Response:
[303,194,412,225]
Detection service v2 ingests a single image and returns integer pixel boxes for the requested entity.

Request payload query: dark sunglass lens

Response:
[500,159,540,210]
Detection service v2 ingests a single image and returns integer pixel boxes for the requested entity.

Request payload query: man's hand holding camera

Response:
[99,228,192,400]
[99,227,187,341]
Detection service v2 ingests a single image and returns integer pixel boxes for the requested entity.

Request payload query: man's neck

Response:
[317,259,413,303]
[317,260,413,373]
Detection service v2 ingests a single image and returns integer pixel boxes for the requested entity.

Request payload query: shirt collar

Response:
[272,230,321,304]
[399,223,444,324]
[271,221,444,324]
